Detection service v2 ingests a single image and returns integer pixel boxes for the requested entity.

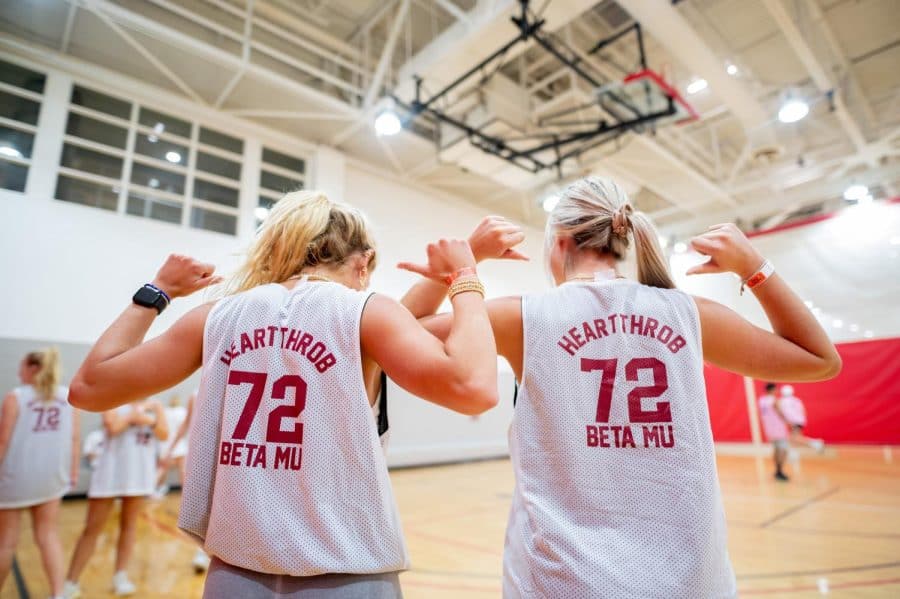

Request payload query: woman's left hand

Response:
[468,216,529,263]
[151,254,223,300]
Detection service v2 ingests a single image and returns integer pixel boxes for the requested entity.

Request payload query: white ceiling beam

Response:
[60,3,77,53]
[364,0,411,109]
[618,0,774,148]
[762,0,869,158]
[86,3,206,104]
[213,0,253,109]
[377,136,405,174]
[224,110,358,121]
[67,0,359,117]
[433,0,471,25]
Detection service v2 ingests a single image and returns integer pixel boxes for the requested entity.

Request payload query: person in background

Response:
[63,400,167,598]
[0,348,79,599]
[158,390,211,573]
[154,394,189,497]
[759,382,792,481]
[779,385,825,452]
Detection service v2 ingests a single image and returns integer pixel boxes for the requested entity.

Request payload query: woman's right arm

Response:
[0,392,19,464]
[690,224,842,381]
[102,409,131,437]
[362,239,499,415]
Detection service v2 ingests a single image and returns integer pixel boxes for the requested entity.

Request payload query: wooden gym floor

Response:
[5,447,899,598]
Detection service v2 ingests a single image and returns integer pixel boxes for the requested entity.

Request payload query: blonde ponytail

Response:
[224,190,377,295]
[547,176,675,289]
[26,347,60,400]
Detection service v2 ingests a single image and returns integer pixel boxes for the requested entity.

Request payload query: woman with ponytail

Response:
[66,190,525,598]
[0,348,79,599]
[420,176,842,597]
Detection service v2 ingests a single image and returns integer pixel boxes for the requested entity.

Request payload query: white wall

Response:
[1,160,549,470]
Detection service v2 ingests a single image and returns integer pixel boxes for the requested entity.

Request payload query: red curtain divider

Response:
[703,337,900,445]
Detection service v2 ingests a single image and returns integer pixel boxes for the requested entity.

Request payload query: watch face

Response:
[134,286,162,305]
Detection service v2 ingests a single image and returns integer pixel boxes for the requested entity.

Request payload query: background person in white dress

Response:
[0,348,79,599]
[155,394,189,495]
[63,400,167,597]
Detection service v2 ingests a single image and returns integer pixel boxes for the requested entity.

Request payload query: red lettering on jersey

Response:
[240,333,254,354]
[316,353,336,373]
[668,336,686,354]
[586,425,599,447]
[630,314,644,335]
[568,327,585,349]
[607,314,618,333]
[279,327,290,348]
[644,318,659,339]
[230,442,244,465]
[619,425,636,448]
[657,326,673,344]
[220,441,231,464]
[294,333,313,355]
[582,322,597,343]
[274,445,302,470]
[267,326,278,346]
[642,425,676,448]
[558,335,579,356]
[593,318,608,338]
[307,342,326,362]
[286,329,301,350]
[250,444,267,468]
[618,314,628,332]
[253,328,266,349]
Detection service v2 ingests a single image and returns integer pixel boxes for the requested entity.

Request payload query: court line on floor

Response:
[736,560,900,580]
[741,576,900,595]
[758,486,840,528]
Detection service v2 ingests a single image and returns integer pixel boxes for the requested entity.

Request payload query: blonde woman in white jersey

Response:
[421,177,842,598]
[64,399,167,597]
[66,191,519,598]
[0,348,78,599]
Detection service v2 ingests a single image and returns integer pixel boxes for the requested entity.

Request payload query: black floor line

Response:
[758,486,840,528]
[12,555,29,599]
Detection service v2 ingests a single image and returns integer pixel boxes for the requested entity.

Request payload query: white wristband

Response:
[740,260,774,295]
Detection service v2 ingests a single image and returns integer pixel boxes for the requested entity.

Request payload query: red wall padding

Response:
[704,337,900,444]
[703,365,752,441]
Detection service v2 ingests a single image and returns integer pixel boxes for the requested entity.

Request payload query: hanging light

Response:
[0,145,22,158]
[374,109,402,136]
[254,206,270,221]
[843,183,868,201]
[778,98,809,123]
[726,63,738,76]
[542,194,560,213]
[165,151,182,163]
[686,78,708,95]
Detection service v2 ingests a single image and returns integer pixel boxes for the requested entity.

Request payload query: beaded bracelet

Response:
[448,277,485,300]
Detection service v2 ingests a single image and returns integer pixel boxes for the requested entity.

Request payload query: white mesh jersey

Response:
[179,281,409,577]
[0,385,72,508]
[88,404,159,498]
[505,279,736,599]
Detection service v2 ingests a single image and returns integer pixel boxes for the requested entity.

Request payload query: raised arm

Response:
[362,239,499,415]
[689,224,841,382]
[165,393,194,459]
[68,255,220,412]
[102,408,132,437]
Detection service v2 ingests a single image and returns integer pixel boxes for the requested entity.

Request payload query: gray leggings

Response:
[203,558,403,599]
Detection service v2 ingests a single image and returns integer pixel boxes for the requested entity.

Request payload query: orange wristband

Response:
[444,266,476,286]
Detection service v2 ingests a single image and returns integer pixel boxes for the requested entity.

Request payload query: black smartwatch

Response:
[132,283,170,314]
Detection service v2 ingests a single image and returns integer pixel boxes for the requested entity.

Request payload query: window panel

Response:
[61,144,123,179]
[56,176,119,211]
[0,60,45,94]
[260,170,302,193]
[134,133,187,165]
[200,127,242,154]
[130,162,185,194]
[71,86,130,120]
[139,107,191,139]
[193,178,238,208]
[196,152,240,180]
[191,207,236,235]
[0,159,27,192]
[66,113,128,148]
[127,194,182,224]
[0,90,40,125]
[0,126,34,159]
[262,148,305,173]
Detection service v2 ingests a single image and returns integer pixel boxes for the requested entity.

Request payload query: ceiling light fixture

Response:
[778,98,809,123]
[542,194,560,213]
[842,183,868,201]
[374,109,402,136]
[726,63,738,76]
[0,145,22,158]
[686,78,708,95]
[165,151,181,163]
[254,206,270,221]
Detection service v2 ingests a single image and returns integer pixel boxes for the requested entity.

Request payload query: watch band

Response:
[132,283,170,314]
[740,260,775,295]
